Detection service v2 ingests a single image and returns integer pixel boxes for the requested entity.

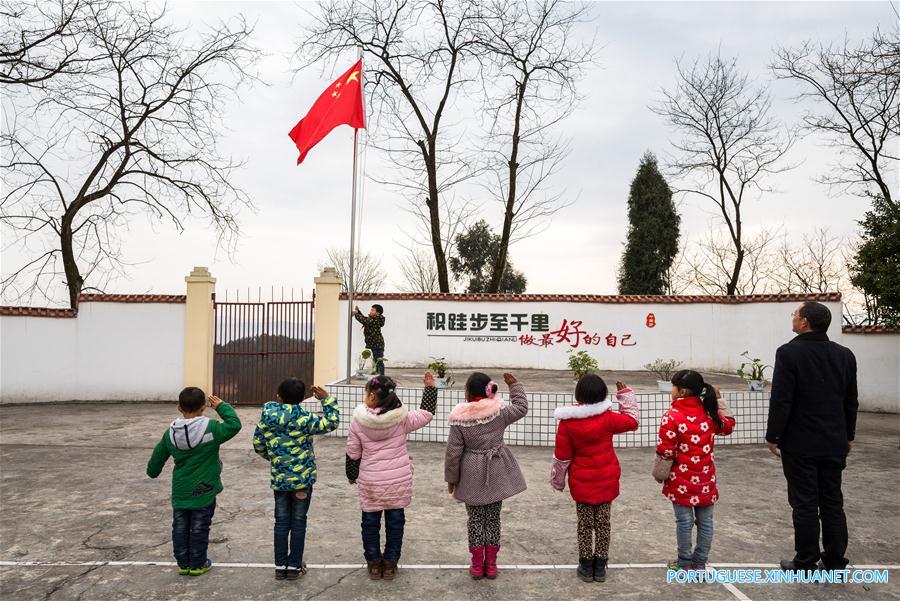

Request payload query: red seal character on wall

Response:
[646,312,656,328]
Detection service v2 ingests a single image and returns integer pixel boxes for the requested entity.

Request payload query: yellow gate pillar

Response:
[314,267,343,385]
[184,266,216,393]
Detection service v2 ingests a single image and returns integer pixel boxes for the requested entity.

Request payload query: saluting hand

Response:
[311,386,329,400]
[424,371,436,387]
[207,395,223,409]
[503,372,517,385]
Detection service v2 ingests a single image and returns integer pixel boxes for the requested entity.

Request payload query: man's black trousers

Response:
[780,452,849,569]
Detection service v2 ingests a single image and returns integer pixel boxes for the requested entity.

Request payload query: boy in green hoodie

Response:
[147,387,242,576]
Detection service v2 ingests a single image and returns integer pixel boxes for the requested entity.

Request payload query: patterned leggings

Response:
[466,501,502,547]
[576,502,611,560]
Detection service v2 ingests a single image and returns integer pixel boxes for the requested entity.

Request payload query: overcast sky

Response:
[2,0,897,304]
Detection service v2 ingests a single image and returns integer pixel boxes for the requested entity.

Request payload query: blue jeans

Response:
[172,499,216,569]
[371,348,385,375]
[673,503,714,566]
[361,509,405,562]
[274,489,312,568]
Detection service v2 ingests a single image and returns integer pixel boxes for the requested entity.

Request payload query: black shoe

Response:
[275,567,288,580]
[780,559,818,572]
[593,558,607,582]
[285,563,306,580]
[577,558,593,582]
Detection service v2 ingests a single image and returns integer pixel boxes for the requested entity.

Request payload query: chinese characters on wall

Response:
[425,312,641,349]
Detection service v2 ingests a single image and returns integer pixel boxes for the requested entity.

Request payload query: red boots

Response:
[484,545,500,579]
[469,546,485,579]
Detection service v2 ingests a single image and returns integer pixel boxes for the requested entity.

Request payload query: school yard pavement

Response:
[1,402,897,600]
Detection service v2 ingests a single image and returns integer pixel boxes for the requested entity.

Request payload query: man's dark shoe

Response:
[780,559,818,572]
[593,558,607,582]
[275,566,287,580]
[577,558,593,582]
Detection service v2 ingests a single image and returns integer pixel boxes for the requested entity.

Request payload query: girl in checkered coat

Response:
[444,371,527,580]
[655,369,735,571]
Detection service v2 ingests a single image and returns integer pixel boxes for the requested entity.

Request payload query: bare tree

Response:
[678,228,780,295]
[773,26,899,209]
[1,3,258,309]
[319,247,386,293]
[653,52,794,295]
[0,0,98,87]
[475,0,593,292]
[298,0,483,292]
[395,244,441,293]
[770,228,847,294]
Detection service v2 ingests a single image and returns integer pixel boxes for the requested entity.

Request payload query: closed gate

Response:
[212,295,314,405]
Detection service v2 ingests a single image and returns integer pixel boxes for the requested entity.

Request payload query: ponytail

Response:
[366,376,402,415]
[671,369,723,429]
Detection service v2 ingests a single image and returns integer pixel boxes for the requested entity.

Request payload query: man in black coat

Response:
[765,301,858,572]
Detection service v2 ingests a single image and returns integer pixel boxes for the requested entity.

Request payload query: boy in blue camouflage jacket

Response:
[253,378,340,579]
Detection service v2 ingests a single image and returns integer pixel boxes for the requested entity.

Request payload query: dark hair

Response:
[366,375,402,414]
[798,301,831,332]
[372,304,384,315]
[178,387,206,412]
[671,369,723,428]
[465,372,497,400]
[575,374,608,405]
[277,378,306,404]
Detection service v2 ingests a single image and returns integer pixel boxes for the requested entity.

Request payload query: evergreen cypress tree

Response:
[618,152,680,294]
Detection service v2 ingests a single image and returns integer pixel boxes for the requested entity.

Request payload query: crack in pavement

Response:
[303,567,362,601]
[42,564,105,601]
[81,526,129,561]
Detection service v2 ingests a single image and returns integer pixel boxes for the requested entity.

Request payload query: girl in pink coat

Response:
[345,374,436,581]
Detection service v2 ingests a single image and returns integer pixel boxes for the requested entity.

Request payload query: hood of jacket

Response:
[168,416,213,451]
[553,399,612,420]
[448,397,503,426]
[353,404,407,439]
[259,401,302,429]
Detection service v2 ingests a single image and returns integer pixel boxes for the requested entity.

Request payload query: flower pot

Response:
[435,377,450,389]
[747,380,765,391]
[351,370,369,381]
[657,380,673,393]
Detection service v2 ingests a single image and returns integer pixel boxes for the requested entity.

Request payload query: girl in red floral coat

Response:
[551,375,639,583]
[656,369,735,571]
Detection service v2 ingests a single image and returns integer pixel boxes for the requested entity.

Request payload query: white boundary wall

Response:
[1,301,184,402]
[337,298,897,412]
[842,332,900,413]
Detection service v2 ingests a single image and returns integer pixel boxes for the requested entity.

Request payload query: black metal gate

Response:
[212,295,315,405]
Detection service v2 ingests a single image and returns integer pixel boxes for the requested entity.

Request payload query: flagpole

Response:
[346,129,358,382]
[346,45,363,383]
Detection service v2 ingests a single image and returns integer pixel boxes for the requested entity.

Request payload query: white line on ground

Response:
[1,560,898,570]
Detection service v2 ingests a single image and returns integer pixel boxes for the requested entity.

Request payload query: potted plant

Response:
[567,350,599,381]
[353,349,374,381]
[427,357,454,388]
[737,351,770,391]
[644,358,683,392]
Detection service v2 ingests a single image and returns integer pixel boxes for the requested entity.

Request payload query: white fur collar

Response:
[554,400,612,420]
[352,404,408,429]
[448,398,503,426]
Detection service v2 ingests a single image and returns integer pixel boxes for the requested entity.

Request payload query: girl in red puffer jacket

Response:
[550,375,639,583]
[656,369,735,571]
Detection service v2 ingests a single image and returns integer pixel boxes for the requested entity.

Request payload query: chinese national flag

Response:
[288,59,365,164]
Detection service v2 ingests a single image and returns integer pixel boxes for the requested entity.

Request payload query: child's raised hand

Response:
[207,395,223,409]
[503,372,517,385]
[423,371,436,387]
[311,386,329,400]
[615,381,626,391]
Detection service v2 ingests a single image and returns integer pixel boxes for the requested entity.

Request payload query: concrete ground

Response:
[1,403,898,601]
[359,367,749,393]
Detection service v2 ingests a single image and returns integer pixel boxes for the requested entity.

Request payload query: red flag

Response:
[288,60,365,165]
